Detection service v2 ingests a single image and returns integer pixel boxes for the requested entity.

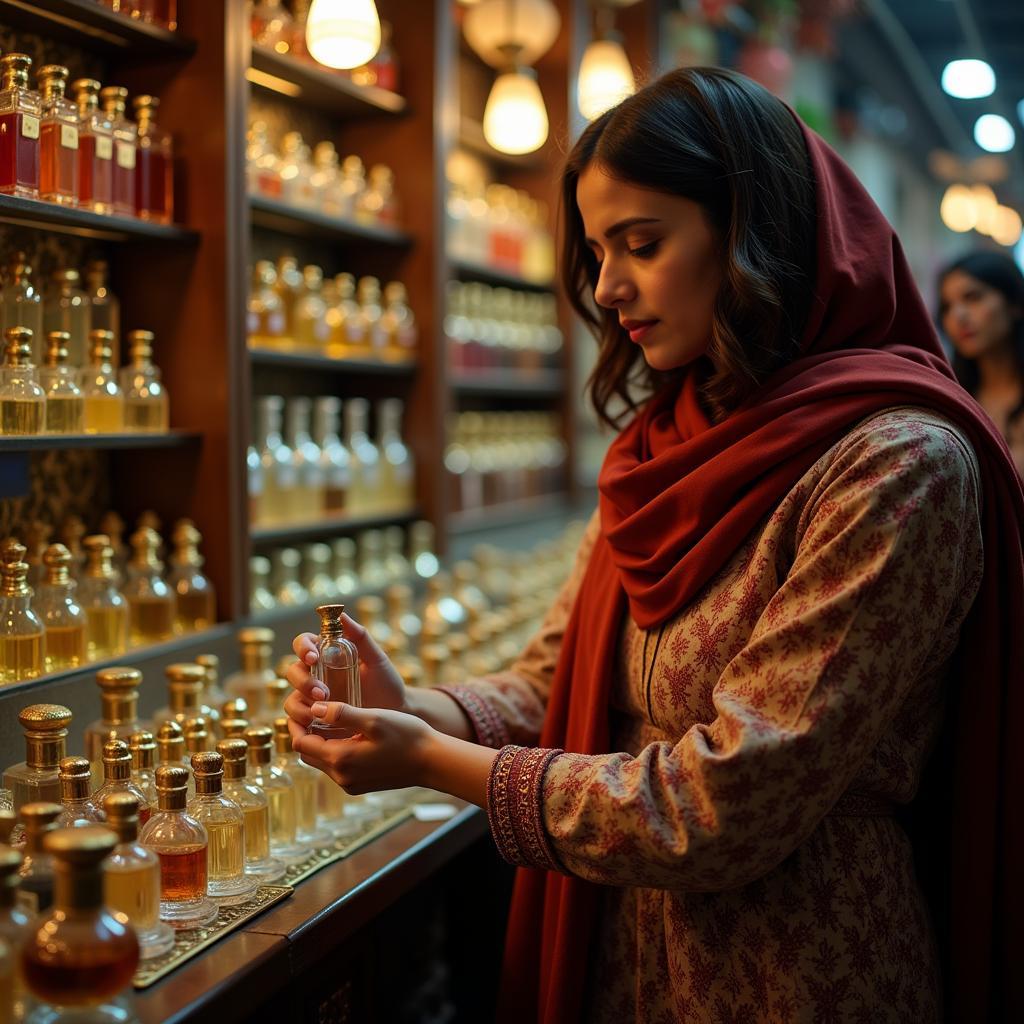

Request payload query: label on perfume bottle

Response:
[96,135,113,160]
[116,141,136,169]
[60,124,79,149]
[21,115,39,139]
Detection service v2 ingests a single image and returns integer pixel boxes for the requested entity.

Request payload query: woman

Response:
[939,251,1024,475]
[284,68,1023,1022]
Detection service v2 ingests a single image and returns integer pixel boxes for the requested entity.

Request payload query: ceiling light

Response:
[464,0,560,68]
[578,36,635,120]
[971,184,998,234]
[941,59,995,99]
[940,184,977,233]
[306,0,381,71]
[974,114,1016,153]
[483,65,549,154]
[991,206,1022,247]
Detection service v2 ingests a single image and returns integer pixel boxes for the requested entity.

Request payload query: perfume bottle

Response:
[0,541,45,683]
[101,790,175,960]
[332,272,367,356]
[17,802,61,914]
[35,544,87,673]
[338,154,365,219]
[294,266,329,351]
[279,131,314,209]
[95,740,151,829]
[249,556,276,614]
[284,396,325,519]
[243,727,308,863]
[187,752,256,905]
[183,718,211,757]
[223,628,276,720]
[139,765,216,929]
[99,512,129,581]
[302,543,338,602]
[120,329,169,432]
[274,256,302,343]
[312,396,350,516]
[84,667,143,788]
[310,141,341,214]
[195,653,228,710]
[39,331,84,434]
[81,330,125,434]
[72,77,113,214]
[22,825,139,1021]
[36,64,79,206]
[382,526,410,581]
[245,120,282,199]
[3,706,72,813]
[1,253,43,364]
[152,662,215,737]
[57,756,104,828]
[0,327,44,436]
[344,397,381,515]
[355,164,397,225]
[44,270,90,371]
[167,521,216,632]
[247,261,286,349]
[380,281,417,361]
[99,86,136,217]
[355,276,387,355]
[0,54,41,200]
[220,719,249,739]
[271,548,308,607]
[128,731,158,809]
[377,398,414,512]
[79,536,129,660]
[123,526,175,645]
[0,844,31,1021]
[309,604,361,734]
[254,395,297,525]
[84,261,120,360]
[133,94,173,223]
[357,529,389,590]
[409,520,440,580]
[331,537,360,594]
[272,718,331,847]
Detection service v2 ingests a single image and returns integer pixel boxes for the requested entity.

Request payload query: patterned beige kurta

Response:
[441,406,984,1023]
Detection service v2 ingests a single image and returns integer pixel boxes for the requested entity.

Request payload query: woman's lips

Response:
[624,320,658,343]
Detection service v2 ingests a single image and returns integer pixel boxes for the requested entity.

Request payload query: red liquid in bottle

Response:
[136,147,172,223]
[112,142,135,217]
[78,133,113,212]
[40,122,77,204]
[0,112,40,197]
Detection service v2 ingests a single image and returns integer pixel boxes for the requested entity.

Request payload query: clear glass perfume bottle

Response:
[39,331,84,434]
[195,653,228,711]
[243,726,308,863]
[72,77,113,214]
[1,253,43,365]
[57,756,103,828]
[22,825,139,1023]
[377,398,414,512]
[0,53,41,201]
[271,548,308,608]
[0,540,45,683]
[3,705,72,815]
[83,260,120,361]
[120,329,169,433]
[44,269,90,371]
[36,64,79,206]
[35,543,86,673]
[139,765,216,929]
[167,520,216,632]
[79,535,128,660]
[271,718,331,847]
[101,790,175,960]
[58,515,87,581]
[380,281,417,362]
[223,628,276,721]
[249,555,276,614]
[95,739,151,829]
[128,731,158,810]
[311,396,350,517]
[245,120,282,199]
[0,327,44,436]
[0,843,31,1022]
[99,85,136,217]
[152,662,216,738]
[83,667,143,790]
[133,94,172,223]
[123,526,175,645]
[344,396,381,515]
[309,604,361,735]
[17,802,61,914]
[247,260,286,349]
[187,752,256,905]
[255,395,297,525]
[355,276,387,355]
[293,265,329,351]
[154,721,190,788]
[331,536,360,594]
[81,329,124,434]
[284,396,325,520]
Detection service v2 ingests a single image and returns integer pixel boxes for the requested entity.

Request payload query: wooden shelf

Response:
[448,493,573,534]
[251,510,419,547]
[449,257,554,293]
[249,45,407,118]
[457,116,546,170]
[0,430,201,455]
[451,369,564,397]
[249,195,413,247]
[0,0,196,58]
[248,347,417,377]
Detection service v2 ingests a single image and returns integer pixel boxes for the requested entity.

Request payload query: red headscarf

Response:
[498,125,1024,1022]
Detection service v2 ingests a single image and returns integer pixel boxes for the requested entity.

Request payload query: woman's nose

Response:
[594,262,635,308]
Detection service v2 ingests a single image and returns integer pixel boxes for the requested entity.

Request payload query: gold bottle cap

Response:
[1,53,32,88]
[272,717,294,755]
[20,802,62,833]
[156,720,185,759]
[265,676,288,709]
[0,809,15,844]
[42,543,73,585]
[190,751,222,778]
[183,718,208,753]
[100,85,128,105]
[102,738,132,773]
[220,697,248,719]
[0,539,31,596]
[196,653,219,677]
[238,627,275,647]
[36,64,69,96]
[83,537,116,579]
[132,94,159,115]
[129,730,156,769]
[220,718,249,738]
[244,726,273,764]
[217,738,248,779]
[88,328,116,365]
[19,703,73,734]
[58,756,92,802]
[44,331,71,368]
[316,604,345,623]
[155,764,188,792]
[96,666,140,694]
[3,326,33,367]
[129,527,162,568]
[166,662,205,685]
[44,824,116,863]
[102,790,140,842]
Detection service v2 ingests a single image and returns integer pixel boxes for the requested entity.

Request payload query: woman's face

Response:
[940,269,1018,361]
[576,164,722,372]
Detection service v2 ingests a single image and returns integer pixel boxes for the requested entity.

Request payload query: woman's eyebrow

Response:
[585,217,662,245]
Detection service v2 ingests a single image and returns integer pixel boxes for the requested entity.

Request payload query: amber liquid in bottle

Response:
[128,595,175,644]
[205,819,244,881]
[85,604,128,659]
[104,860,159,929]
[0,399,43,434]
[268,787,296,845]
[292,770,318,835]
[136,149,172,224]
[44,395,84,434]
[39,122,76,205]
[22,936,138,1006]
[242,804,270,862]
[44,623,85,671]
[82,395,123,433]
[176,589,214,632]
[0,633,43,679]
[156,844,206,900]
[123,400,166,433]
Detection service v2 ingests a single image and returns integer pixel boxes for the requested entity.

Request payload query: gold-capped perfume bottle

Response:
[84,667,143,787]
[57,756,103,828]
[183,718,211,757]
[0,844,31,1021]
[72,77,113,215]
[3,706,71,812]
[79,535,129,660]
[123,526,175,645]
[128,731,158,809]
[99,511,128,580]
[23,520,51,591]
[243,726,308,863]
[132,94,173,224]
[35,543,87,672]
[309,604,361,734]
[39,331,84,434]
[120,329,169,433]
[1,253,44,365]
[36,64,79,206]
[195,652,228,710]
[58,515,86,580]
[0,54,41,201]
[83,261,120,361]
[139,765,216,929]
[22,825,139,1021]
[99,85,136,217]
[0,540,45,683]
[152,662,218,738]
[217,738,284,883]
[81,329,124,434]
[154,720,191,778]
[220,719,249,739]
[187,752,256,905]
[44,269,90,370]
[271,718,331,847]
[17,801,61,914]
[167,520,216,632]
[95,739,151,829]
[224,628,276,720]
[0,327,44,435]
[101,790,175,960]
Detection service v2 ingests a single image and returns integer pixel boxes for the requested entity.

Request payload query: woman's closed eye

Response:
[628,239,661,259]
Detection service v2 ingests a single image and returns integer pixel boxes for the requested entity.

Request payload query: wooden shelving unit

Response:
[449,256,555,293]
[248,347,416,377]
[251,509,419,547]
[0,430,201,454]
[249,195,413,247]
[451,369,564,397]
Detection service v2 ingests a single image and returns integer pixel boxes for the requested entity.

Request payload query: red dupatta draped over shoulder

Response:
[498,124,1024,1022]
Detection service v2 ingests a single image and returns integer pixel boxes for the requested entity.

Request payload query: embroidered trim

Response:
[436,685,512,749]
[487,744,563,871]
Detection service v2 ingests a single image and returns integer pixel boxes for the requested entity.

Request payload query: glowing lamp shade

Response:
[577,38,635,121]
[940,185,977,233]
[941,59,995,100]
[991,205,1023,248]
[972,184,999,234]
[483,69,549,155]
[306,0,381,71]
[974,114,1016,154]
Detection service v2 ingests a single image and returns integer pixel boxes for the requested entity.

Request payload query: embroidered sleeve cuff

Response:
[486,744,564,872]
[435,685,512,749]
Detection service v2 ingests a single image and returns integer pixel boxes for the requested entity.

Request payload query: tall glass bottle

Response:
[377,398,414,512]
[81,329,124,434]
[247,261,286,349]
[44,270,90,371]
[0,53,40,200]
[380,281,417,362]
[152,662,217,738]
[271,718,331,847]
[243,726,308,863]
[139,765,216,928]
[0,327,44,436]
[187,752,256,905]
[84,667,143,788]
[284,396,325,520]
[120,329,169,432]
[355,276,387,355]
[183,718,211,757]
[195,652,228,711]
[35,543,87,672]
[128,731,158,810]
[17,802,61,914]
[166,521,215,632]
[0,540,44,683]
[101,790,175,959]
[0,845,31,1021]
[344,397,381,516]
[22,825,139,1021]
[254,395,296,525]
[36,64,79,206]
[99,512,129,581]
[3,706,70,813]
[308,604,361,734]
[99,85,136,217]
[274,256,302,344]
[133,94,173,223]
[123,526,175,645]
[72,77,113,214]
[223,628,275,722]
[95,739,151,829]
[79,536,128,660]
[83,261,120,362]
[312,396,350,517]
[293,266,329,351]
[57,756,103,828]
[39,331,84,434]
[1,253,43,365]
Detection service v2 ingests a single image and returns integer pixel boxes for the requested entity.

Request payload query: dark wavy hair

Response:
[561,67,817,428]
[938,250,1024,428]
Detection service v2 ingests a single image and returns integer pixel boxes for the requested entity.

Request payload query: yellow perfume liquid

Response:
[83,395,124,433]
[317,771,346,819]
[43,395,84,434]
[205,819,244,881]
[176,590,215,632]
[0,399,43,435]
[268,787,297,845]
[103,859,159,929]
[124,400,167,433]
[43,624,85,672]
[242,804,270,862]
[292,771,318,835]
[85,604,128,659]
[128,596,174,644]
[0,632,44,682]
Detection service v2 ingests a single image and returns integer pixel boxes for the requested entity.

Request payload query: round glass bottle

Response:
[79,538,129,661]
[39,330,84,434]
[166,520,216,632]
[120,329,169,433]
[0,327,44,436]
[0,539,44,683]
[35,543,86,672]
[308,604,361,735]
[122,526,175,645]
[56,756,103,828]
[243,726,308,864]
[94,739,151,829]
[81,329,124,434]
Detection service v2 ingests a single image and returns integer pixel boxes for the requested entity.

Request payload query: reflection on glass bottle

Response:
[167,520,216,632]
[81,329,124,434]
[57,755,103,828]
[243,726,308,863]
[72,77,113,214]
[133,94,173,223]
[120,329,168,433]
[0,327,44,436]
[0,53,41,200]
[0,540,44,683]
[312,396,350,517]
[40,331,84,434]
[99,85,136,217]
[2,705,69,812]
[16,801,61,915]
[35,543,86,672]
[36,64,78,206]
[1,252,43,365]
[309,604,361,733]
[79,535,128,660]
[123,526,175,645]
